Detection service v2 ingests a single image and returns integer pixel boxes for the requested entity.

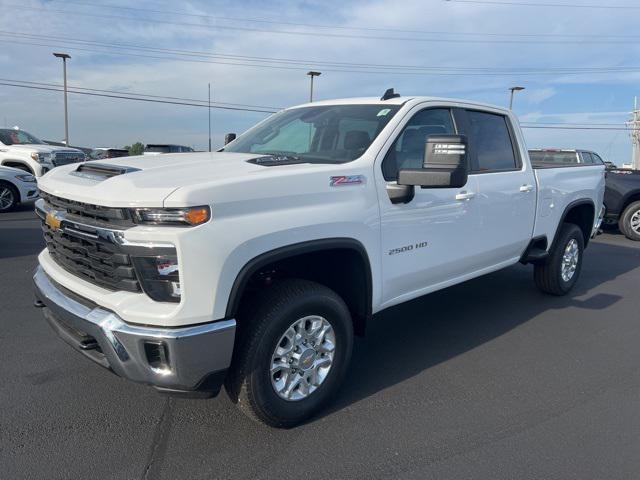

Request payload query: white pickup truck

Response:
[0,128,86,177]
[33,92,605,427]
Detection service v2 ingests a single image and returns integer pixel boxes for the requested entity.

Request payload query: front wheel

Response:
[226,279,354,428]
[0,182,18,212]
[534,223,584,296]
[619,201,640,241]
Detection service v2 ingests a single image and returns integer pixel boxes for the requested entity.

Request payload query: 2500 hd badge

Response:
[388,241,429,256]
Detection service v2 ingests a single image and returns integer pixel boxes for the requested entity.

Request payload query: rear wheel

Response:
[534,223,584,296]
[226,279,354,428]
[618,201,640,241]
[0,182,18,212]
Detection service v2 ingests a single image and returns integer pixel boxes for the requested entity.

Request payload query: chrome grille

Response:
[53,151,85,166]
[39,191,134,227]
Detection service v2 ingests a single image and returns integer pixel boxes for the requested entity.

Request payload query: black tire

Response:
[225,279,354,428]
[618,201,640,242]
[534,223,584,296]
[0,181,19,212]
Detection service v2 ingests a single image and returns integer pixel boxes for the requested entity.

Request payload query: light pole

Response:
[53,52,71,145]
[208,82,212,152]
[307,71,321,102]
[509,86,525,110]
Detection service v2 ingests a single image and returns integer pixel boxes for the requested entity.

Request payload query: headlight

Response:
[132,206,211,226]
[30,152,53,163]
[16,174,36,183]
[132,255,181,302]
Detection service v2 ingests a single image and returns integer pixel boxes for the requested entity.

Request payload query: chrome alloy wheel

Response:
[630,209,640,234]
[270,315,336,401]
[0,186,15,211]
[561,238,580,282]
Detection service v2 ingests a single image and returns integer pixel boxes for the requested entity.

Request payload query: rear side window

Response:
[580,152,594,164]
[466,111,518,172]
[590,153,604,165]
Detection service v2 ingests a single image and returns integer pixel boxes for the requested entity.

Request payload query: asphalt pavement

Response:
[1,203,639,480]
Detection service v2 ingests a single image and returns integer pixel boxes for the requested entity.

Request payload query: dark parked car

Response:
[529,149,640,241]
[144,144,194,155]
[89,148,130,160]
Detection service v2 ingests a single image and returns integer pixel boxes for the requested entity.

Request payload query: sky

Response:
[0,0,639,165]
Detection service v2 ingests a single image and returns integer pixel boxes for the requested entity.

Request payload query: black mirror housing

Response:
[398,134,468,189]
[224,133,237,145]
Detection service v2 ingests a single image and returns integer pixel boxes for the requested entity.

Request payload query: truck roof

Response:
[288,96,510,113]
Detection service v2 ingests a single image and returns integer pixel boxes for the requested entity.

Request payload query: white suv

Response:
[0,128,86,177]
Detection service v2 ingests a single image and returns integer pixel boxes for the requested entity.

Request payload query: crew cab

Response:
[33,93,605,427]
[529,149,640,241]
[0,128,86,177]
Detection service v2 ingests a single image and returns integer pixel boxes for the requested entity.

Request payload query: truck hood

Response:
[37,151,344,207]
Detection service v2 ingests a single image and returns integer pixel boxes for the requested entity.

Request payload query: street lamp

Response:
[53,52,71,145]
[509,86,525,110]
[307,71,321,102]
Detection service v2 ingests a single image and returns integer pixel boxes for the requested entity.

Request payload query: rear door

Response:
[455,109,537,265]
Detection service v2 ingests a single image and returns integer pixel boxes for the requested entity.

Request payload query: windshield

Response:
[529,150,579,164]
[224,104,401,163]
[0,129,43,146]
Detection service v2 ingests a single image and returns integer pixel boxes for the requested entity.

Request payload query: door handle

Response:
[519,184,534,193]
[455,191,476,201]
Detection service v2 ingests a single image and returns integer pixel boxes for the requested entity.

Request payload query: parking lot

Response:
[1,203,639,480]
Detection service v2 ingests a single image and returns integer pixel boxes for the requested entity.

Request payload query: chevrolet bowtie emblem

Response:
[45,211,63,231]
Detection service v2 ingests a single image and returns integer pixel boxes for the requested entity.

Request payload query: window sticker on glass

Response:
[377,108,391,117]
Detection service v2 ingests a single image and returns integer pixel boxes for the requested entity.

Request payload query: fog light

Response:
[144,341,171,373]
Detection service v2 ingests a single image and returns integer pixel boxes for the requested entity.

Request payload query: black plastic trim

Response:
[225,238,373,322]
[552,199,596,250]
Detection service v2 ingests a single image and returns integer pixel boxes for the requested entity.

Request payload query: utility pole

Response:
[53,52,71,146]
[628,97,640,170]
[509,86,525,110]
[307,71,321,102]
[208,83,212,152]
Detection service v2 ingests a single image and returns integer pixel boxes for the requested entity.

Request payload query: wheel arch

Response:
[553,199,595,249]
[620,190,640,214]
[0,179,20,204]
[225,238,373,336]
[1,160,34,175]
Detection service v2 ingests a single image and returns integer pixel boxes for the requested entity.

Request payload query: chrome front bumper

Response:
[33,266,236,396]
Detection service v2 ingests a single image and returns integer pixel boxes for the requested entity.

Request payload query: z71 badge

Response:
[330,175,365,187]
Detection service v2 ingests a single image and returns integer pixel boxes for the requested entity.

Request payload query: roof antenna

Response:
[381,88,400,101]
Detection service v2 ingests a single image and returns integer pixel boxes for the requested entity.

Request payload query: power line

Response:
[3,31,640,73]
[445,0,640,9]
[0,77,281,110]
[6,3,640,45]
[1,78,635,132]
[0,81,278,113]
[48,0,640,39]
[2,35,640,77]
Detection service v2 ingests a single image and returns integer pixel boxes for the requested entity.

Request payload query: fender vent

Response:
[70,163,140,180]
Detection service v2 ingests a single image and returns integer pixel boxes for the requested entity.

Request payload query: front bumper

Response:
[33,265,236,396]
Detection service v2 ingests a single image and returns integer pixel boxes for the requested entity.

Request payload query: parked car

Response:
[144,144,194,155]
[0,128,86,177]
[529,149,640,241]
[89,148,130,160]
[0,165,38,212]
[33,93,604,427]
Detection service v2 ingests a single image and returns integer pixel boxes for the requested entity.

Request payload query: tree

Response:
[124,142,144,156]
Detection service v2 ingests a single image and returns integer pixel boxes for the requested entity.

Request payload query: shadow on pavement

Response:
[319,240,639,420]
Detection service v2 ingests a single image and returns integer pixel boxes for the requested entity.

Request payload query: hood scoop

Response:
[247,155,309,167]
[70,163,140,181]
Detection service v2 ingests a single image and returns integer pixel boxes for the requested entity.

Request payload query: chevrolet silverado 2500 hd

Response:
[33,93,605,427]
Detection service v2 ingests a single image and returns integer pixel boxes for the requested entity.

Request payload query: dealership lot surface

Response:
[2,204,639,480]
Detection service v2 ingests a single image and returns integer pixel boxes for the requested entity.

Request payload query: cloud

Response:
[0,0,637,162]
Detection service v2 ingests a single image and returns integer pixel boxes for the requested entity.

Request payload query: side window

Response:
[591,153,604,165]
[580,152,594,164]
[466,110,518,172]
[382,108,455,181]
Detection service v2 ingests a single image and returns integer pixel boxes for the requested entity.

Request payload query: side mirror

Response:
[398,135,468,189]
[224,133,237,145]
